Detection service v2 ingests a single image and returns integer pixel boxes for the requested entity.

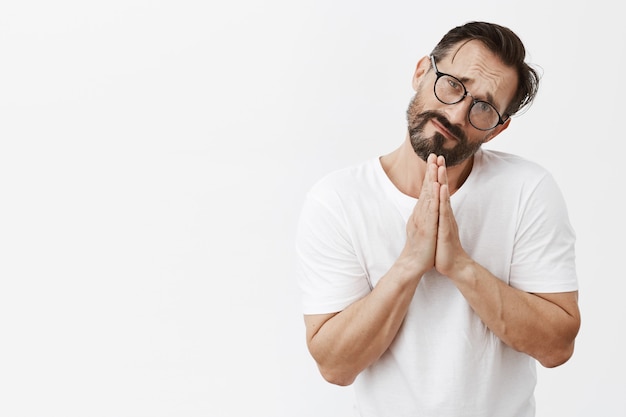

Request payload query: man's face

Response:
[406,93,482,166]
[407,41,517,166]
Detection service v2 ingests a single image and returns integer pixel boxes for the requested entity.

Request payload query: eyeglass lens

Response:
[435,74,500,130]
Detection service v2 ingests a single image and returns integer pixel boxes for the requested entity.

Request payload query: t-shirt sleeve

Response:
[295,187,372,315]
[509,173,578,293]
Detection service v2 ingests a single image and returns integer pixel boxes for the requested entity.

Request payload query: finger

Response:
[422,180,441,230]
[437,165,448,187]
[420,154,438,199]
[427,154,438,183]
[438,183,453,236]
[440,183,451,211]
[436,156,448,186]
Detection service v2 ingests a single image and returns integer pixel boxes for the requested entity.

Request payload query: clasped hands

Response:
[401,153,469,280]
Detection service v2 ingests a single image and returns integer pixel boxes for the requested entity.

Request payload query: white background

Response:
[0,1,623,416]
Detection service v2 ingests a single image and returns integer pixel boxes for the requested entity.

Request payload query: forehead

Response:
[439,41,518,111]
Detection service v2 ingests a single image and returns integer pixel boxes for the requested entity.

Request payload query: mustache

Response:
[412,111,468,143]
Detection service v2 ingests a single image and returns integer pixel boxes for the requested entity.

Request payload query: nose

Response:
[444,95,472,126]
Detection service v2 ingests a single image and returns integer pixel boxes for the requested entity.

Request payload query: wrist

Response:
[394,254,431,285]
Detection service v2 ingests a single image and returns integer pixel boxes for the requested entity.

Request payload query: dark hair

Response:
[430,21,540,118]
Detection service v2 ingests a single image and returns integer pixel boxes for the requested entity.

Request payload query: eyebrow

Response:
[447,42,503,111]
[455,74,496,105]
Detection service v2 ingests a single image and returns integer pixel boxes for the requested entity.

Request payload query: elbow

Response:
[539,320,580,368]
[537,341,576,368]
[317,364,358,386]
[320,370,356,387]
[308,341,361,386]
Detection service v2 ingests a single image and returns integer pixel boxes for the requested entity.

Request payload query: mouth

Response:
[430,118,459,142]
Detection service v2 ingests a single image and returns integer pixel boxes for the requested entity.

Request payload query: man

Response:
[295,21,580,416]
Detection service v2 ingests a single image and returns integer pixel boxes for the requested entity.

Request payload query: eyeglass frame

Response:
[429,55,508,131]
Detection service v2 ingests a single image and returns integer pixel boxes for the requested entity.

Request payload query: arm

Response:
[304,258,425,386]
[304,154,441,386]
[439,258,579,367]
[435,160,581,367]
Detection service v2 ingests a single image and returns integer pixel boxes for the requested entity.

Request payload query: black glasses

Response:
[430,55,506,131]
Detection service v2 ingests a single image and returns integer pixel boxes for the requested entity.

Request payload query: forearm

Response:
[449,259,580,367]
[306,260,424,386]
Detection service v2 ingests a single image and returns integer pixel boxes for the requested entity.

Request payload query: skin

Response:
[303,41,581,386]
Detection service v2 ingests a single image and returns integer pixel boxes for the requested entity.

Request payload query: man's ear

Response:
[484,118,511,143]
[412,56,431,91]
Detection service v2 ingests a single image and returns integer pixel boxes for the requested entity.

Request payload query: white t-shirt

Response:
[296,148,578,417]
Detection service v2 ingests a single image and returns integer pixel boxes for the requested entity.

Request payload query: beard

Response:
[406,93,483,166]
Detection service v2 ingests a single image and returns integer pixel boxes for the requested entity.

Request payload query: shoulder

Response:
[474,149,555,188]
[306,158,382,203]
[477,149,548,175]
[472,149,569,215]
